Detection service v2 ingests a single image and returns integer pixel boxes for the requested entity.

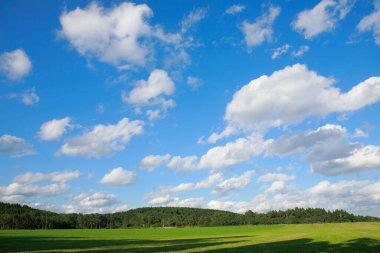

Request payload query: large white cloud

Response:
[139,154,171,171]
[205,179,380,217]
[57,117,143,158]
[14,170,80,184]
[357,0,380,45]
[292,0,355,39]
[222,64,380,134]
[240,6,280,49]
[168,155,199,172]
[267,124,380,175]
[147,172,223,198]
[39,117,71,141]
[0,49,32,81]
[0,134,35,157]
[199,134,267,169]
[100,167,136,186]
[122,69,175,114]
[59,2,202,69]
[59,2,153,67]
[214,170,255,195]
[258,173,296,182]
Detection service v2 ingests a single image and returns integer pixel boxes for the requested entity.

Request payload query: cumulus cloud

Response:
[0,49,32,81]
[240,6,281,49]
[205,179,380,217]
[258,173,296,182]
[147,173,223,198]
[14,170,80,184]
[0,170,79,202]
[100,167,136,186]
[0,134,35,157]
[225,5,245,15]
[59,2,153,67]
[221,64,380,134]
[59,2,202,70]
[148,195,204,208]
[39,117,71,141]
[214,170,255,195]
[292,0,355,39]
[357,0,380,45]
[139,154,171,171]
[168,155,199,172]
[199,134,267,170]
[272,44,291,59]
[312,145,380,175]
[122,69,175,115]
[267,124,380,175]
[57,117,143,158]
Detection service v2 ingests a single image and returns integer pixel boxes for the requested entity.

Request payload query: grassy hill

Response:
[0,202,379,229]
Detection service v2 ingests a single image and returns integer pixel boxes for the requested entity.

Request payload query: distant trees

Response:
[0,202,378,229]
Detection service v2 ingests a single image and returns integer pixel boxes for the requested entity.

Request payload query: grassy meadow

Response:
[1,222,380,253]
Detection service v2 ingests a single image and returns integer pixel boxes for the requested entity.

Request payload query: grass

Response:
[1,222,380,252]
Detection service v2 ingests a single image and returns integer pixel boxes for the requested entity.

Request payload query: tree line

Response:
[0,202,378,229]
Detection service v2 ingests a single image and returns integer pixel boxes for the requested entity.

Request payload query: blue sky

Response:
[1,0,380,216]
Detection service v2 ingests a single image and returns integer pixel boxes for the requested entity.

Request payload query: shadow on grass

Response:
[0,234,379,252]
[0,235,250,253]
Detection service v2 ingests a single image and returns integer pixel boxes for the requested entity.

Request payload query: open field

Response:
[1,222,380,253]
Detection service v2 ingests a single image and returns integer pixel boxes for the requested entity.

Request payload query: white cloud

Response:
[214,170,255,194]
[146,109,161,121]
[0,134,35,157]
[0,183,67,200]
[0,49,32,81]
[148,195,204,208]
[222,64,380,134]
[186,76,202,89]
[265,181,286,193]
[357,0,380,45]
[225,5,245,15]
[206,179,380,217]
[9,88,39,105]
[267,124,380,175]
[57,117,143,158]
[59,2,201,69]
[354,128,368,138]
[292,0,355,39]
[258,173,296,182]
[312,145,380,175]
[199,134,267,169]
[267,124,348,157]
[39,117,71,141]
[240,6,281,49]
[292,45,310,57]
[63,192,130,213]
[207,125,236,144]
[181,8,207,34]
[272,44,290,59]
[168,155,199,172]
[207,200,251,213]
[122,69,175,117]
[148,173,223,197]
[139,154,171,171]
[123,69,174,106]
[59,2,153,67]
[100,167,136,186]
[14,170,80,184]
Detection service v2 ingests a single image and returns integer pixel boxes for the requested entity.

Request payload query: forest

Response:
[0,202,379,229]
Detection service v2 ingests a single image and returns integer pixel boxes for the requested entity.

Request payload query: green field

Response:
[1,222,380,253]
